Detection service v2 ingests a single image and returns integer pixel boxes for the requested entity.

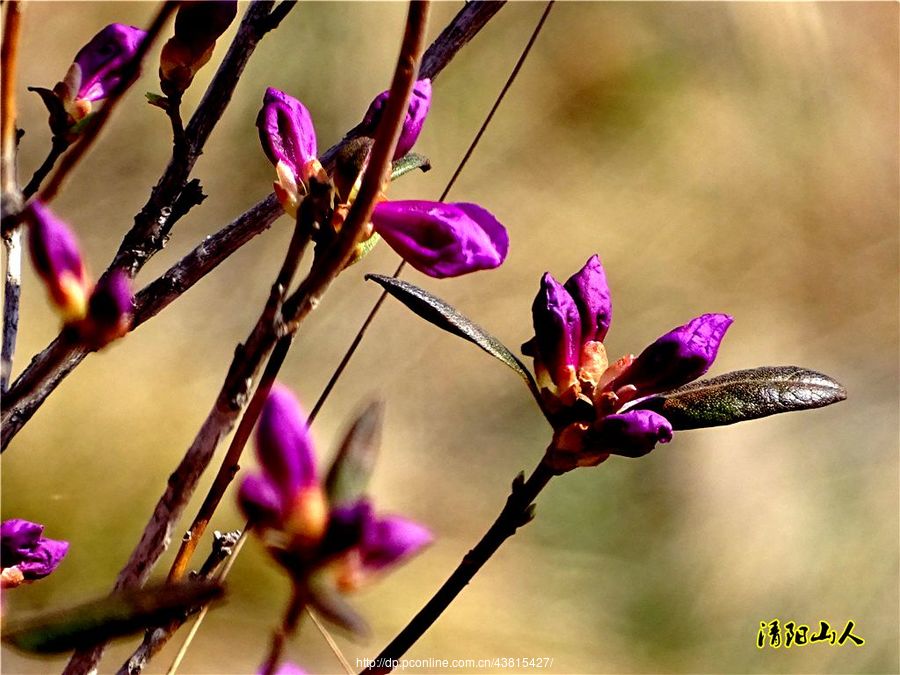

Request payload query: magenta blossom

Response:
[523,255,732,468]
[77,269,134,348]
[256,87,509,278]
[360,78,432,160]
[239,384,432,592]
[53,24,146,122]
[371,201,509,278]
[1,519,69,588]
[24,201,92,322]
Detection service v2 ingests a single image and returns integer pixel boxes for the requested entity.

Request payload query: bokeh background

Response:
[2,2,898,674]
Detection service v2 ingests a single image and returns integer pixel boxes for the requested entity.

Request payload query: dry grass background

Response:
[2,2,898,674]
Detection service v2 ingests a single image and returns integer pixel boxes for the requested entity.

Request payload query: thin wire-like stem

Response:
[21,137,69,199]
[307,607,354,675]
[37,2,176,204]
[362,461,557,674]
[309,0,556,424]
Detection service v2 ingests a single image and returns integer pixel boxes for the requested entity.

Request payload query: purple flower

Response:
[238,384,431,609]
[611,313,734,395]
[592,410,673,458]
[24,201,91,322]
[371,201,509,278]
[360,78,432,159]
[323,501,432,590]
[51,24,146,123]
[525,272,581,391]
[261,663,306,675]
[239,385,325,540]
[526,256,733,468]
[78,270,133,348]
[1,519,69,588]
[160,1,238,96]
[565,254,612,343]
[257,88,320,217]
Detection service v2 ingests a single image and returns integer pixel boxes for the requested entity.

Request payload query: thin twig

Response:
[38,2,176,204]
[21,137,69,199]
[307,607,354,675]
[2,227,22,394]
[309,0,554,423]
[362,461,557,674]
[0,0,508,450]
[260,586,305,675]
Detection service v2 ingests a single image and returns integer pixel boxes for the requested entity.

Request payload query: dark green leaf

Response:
[390,153,431,181]
[2,581,223,654]
[366,274,543,404]
[630,365,847,430]
[325,401,383,506]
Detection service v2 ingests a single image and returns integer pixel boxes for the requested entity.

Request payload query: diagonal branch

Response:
[0,0,507,450]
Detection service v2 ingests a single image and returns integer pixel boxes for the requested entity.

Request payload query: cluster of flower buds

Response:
[1,519,69,589]
[523,255,733,470]
[23,201,133,348]
[256,84,509,278]
[238,386,432,597]
[159,1,238,98]
[32,23,146,137]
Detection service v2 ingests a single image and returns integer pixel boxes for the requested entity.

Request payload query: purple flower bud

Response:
[80,270,133,347]
[256,87,318,181]
[260,663,307,675]
[371,201,508,278]
[323,501,431,588]
[360,78,432,159]
[528,273,581,387]
[161,2,237,96]
[593,410,673,458]
[256,384,318,498]
[1,519,69,585]
[613,313,734,394]
[564,254,612,343]
[72,24,147,102]
[24,201,91,321]
[238,474,285,529]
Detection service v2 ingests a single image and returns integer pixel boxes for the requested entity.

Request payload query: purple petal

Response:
[238,474,285,528]
[256,384,317,498]
[74,24,147,101]
[1,519,68,580]
[564,254,612,343]
[256,88,317,177]
[526,273,581,385]
[361,78,432,159]
[359,514,432,574]
[613,314,734,395]
[593,410,673,458]
[1,519,44,563]
[82,270,133,346]
[24,201,90,319]
[371,201,508,278]
[261,663,307,675]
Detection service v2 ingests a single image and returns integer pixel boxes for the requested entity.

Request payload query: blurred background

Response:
[2,2,897,674]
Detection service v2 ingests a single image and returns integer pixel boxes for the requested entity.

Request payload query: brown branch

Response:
[38,2,176,204]
[0,0,507,449]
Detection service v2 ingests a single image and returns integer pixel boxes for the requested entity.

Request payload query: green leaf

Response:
[145,92,169,110]
[325,401,383,506]
[306,573,369,638]
[366,274,543,406]
[390,153,431,181]
[2,581,224,654]
[629,365,847,430]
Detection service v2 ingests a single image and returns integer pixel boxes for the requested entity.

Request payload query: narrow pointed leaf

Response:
[390,153,431,181]
[366,274,542,402]
[325,401,383,506]
[2,581,223,654]
[630,365,847,430]
[307,574,369,638]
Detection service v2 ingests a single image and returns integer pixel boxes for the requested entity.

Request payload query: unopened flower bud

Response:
[160,1,237,97]
[612,314,734,395]
[78,270,133,348]
[527,273,581,391]
[593,409,673,458]
[371,201,508,278]
[565,254,612,343]
[1,519,69,588]
[24,201,91,322]
[360,78,432,160]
